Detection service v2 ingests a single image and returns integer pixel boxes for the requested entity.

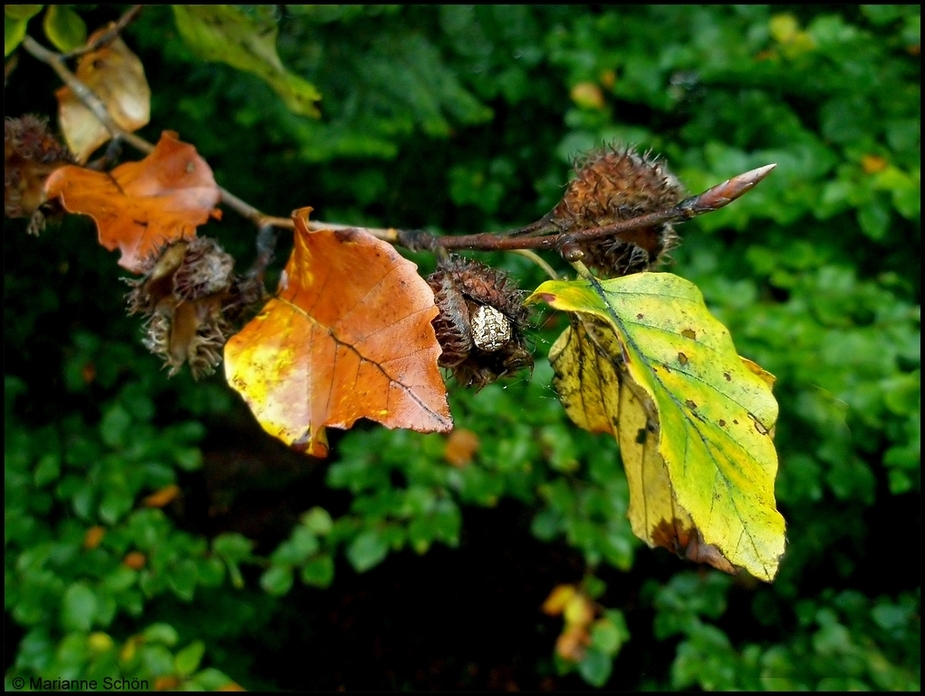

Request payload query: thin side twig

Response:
[61,5,145,60]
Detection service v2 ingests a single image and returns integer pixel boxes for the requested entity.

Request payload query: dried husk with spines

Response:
[126,235,245,378]
[4,114,73,233]
[427,256,533,390]
[548,145,686,278]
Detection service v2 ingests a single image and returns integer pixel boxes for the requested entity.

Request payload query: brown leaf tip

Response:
[651,519,737,575]
[550,144,686,278]
[427,256,533,390]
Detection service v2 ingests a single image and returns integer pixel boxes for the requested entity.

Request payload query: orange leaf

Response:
[153,677,180,691]
[444,428,480,467]
[122,551,146,570]
[44,132,221,272]
[555,625,591,662]
[225,208,452,457]
[83,525,106,550]
[56,27,150,163]
[542,584,577,616]
[143,484,181,508]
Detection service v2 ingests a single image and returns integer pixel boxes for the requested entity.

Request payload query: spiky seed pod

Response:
[426,256,533,390]
[126,236,238,379]
[4,115,73,230]
[550,145,686,278]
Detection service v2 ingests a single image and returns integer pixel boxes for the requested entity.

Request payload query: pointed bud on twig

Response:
[679,164,777,217]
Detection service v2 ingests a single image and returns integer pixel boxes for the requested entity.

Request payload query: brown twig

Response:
[400,164,777,255]
[61,5,145,59]
[21,22,775,262]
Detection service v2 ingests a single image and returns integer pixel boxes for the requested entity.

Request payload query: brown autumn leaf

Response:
[56,25,151,163]
[224,207,452,458]
[44,131,221,272]
[122,551,146,570]
[83,525,106,550]
[444,428,480,467]
[142,484,181,508]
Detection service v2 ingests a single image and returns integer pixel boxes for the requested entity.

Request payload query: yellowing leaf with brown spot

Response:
[224,208,452,458]
[529,273,785,581]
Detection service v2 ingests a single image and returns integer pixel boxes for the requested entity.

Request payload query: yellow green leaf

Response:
[172,6,321,118]
[528,273,786,581]
[43,5,87,53]
[5,17,29,56]
[4,5,43,21]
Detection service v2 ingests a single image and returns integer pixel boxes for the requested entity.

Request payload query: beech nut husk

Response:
[427,256,533,390]
[549,144,686,277]
[126,236,239,379]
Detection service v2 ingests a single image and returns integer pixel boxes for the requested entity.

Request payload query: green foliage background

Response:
[5,4,920,690]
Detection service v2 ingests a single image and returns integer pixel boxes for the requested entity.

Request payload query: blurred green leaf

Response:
[260,565,294,596]
[300,555,335,588]
[174,640,205,677]
[61,583,97,632]
[5,17,29,56]
[171,5,321,117]
[300,507,334,536]
[42,5,86,52]
[577,647,613,686]
[346,529,389,572]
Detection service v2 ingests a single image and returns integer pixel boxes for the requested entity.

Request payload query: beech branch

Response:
[21,17,774,269]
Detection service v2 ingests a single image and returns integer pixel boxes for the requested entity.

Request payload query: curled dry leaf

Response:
[224,208,452,458]
[44,131,221,272]
[56,25,151,163]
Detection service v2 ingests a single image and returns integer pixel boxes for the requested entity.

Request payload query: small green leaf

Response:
[43,5,86,52]
[185,668,236,691]
[62,582,98,632]
[301,506,334,535]
[174,640,205,677]
[33,453,61,487]
[347,529,389,572]
[300,555,335,588]
[212,533,254,561]
[5,16,29,56]
[168,559,198,601]
[173,447,203,471]
[142,622,179,646]
[260,564,294,596]
[857,198,890,240]
[290,526,320,557]
[583,576,607,601]
[577,647,613,686]
[591,610,629,655]
[99,486,133,525]
[196,557,225,587]
[5,5,43,20]
[100,404,131,449]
